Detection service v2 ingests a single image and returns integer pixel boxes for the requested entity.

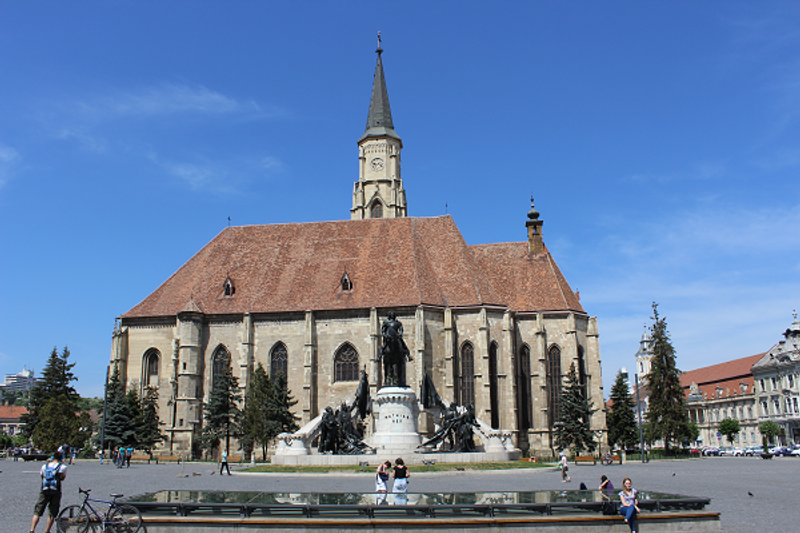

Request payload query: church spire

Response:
[352,33,407,220]
[359,32,401,143]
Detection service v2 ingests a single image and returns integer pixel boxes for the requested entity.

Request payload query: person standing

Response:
[125,446,133,468]
[220,449,231,475]
[392,457,410,505]
[619,477,641,533]
[30,450,68,533]
[559,451,571,483]
[375,460,391,504]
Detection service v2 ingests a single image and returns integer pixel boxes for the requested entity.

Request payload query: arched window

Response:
[212,345,230,387]
[270,342,288,383]
[518,345,532,431]
[460,342,475,407]
[489,342,499,429]
[370,200,383,219]
[340,272,353,291]
[143,349,160,387]
[334,343,359,382]
[547,344,562,427]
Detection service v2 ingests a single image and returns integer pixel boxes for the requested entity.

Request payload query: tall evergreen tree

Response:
[20,347,80,441]
[135,386,165,456]
[241,363,277,461]
[200,364,242,455]
[103,366,137,451]
[554,363,597,454]
[644,303,690,453]
[606,370,638,450]
[270,371,299,436]
[31,395,83,451]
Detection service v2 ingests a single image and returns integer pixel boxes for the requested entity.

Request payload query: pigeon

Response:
[748,491,754,497]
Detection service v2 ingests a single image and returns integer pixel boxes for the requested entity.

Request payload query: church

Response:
[110,42,606,459]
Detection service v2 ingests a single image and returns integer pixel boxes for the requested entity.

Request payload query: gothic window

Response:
[460,343,475,407]
[270,342,288,383]
[546,344,562,426]
[489,342,499,429]
[143,349,160,387]
[370,200,383,219]
[334,343,359,382]
[340,272,353,291]
[518,345,532,431]
[212,345,230,387]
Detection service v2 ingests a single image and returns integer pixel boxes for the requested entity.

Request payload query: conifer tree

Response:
[606,369,638,450]
[103,365,137,451]
[136,386,165,457]
[270,371,299,436]
[200,364,242,455]
[644,303,690,453]
[554,363,596,454]
[21,346,80,441]
[241,363,276,461]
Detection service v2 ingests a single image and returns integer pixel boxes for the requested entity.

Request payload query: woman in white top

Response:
[618,477,641,532]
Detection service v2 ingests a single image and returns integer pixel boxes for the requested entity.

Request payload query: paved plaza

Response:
[2,455,797,532]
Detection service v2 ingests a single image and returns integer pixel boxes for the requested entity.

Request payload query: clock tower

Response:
[351,35,407,220]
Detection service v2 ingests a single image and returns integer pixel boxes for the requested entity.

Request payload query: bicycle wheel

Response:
[107,504,143,533]
[56,505,90,533]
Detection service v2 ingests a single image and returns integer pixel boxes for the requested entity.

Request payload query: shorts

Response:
[34,491,62,518]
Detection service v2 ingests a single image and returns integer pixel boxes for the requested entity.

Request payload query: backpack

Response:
[42,461,62,493]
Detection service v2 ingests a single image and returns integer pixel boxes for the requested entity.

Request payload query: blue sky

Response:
[1,1,798,399]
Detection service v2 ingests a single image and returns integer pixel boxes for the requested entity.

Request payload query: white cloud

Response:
[69,82,281,122]
[148,151,284,193]
[0,143,20,187]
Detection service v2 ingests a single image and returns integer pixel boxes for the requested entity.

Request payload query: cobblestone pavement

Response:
[3,455,797,532]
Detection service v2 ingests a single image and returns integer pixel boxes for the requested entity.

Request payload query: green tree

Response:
[270,371,299,436]
[644,304,690,453]
[687,421,700,444]
[554,362,597,455]
[758,420,781,449]
[606,370,638,450]
[31,395,84,451]
[135,386,165,457]
[200,364,242,455]
[20,347,79,441]
[718,418,741,445]
[76,397,104,412]
[103,366,137,451]
[241,364,276,461]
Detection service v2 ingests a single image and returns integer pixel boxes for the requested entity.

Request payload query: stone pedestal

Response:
[370,387,421,455]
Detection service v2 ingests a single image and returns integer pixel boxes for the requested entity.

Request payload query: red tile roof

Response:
[680,353,764,400]
[0,405,28,421]
[123,216,585,318]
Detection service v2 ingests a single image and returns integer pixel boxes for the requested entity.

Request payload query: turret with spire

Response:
[351,33,407,220]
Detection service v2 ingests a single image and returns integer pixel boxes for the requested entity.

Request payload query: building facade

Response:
[110,44,606,458]
[0,368,36,394]
[751,313,800,446]
[681,354,763,448]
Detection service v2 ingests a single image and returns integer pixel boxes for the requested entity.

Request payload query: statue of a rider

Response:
[379,312,413,387]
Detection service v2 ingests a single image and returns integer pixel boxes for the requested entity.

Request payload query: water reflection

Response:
[133,489,691,506]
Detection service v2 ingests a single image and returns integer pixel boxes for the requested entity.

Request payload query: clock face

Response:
[371,158,384,171]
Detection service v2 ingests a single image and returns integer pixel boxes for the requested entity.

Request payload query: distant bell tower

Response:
[635,326,653,382]
[351,33,407,220]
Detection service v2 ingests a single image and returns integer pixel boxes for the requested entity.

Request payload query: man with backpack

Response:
[30,450,68,533]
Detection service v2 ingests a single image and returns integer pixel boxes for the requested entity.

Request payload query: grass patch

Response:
[241,460,556,474]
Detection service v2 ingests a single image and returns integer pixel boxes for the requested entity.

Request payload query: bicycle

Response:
[56,487,142,533]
